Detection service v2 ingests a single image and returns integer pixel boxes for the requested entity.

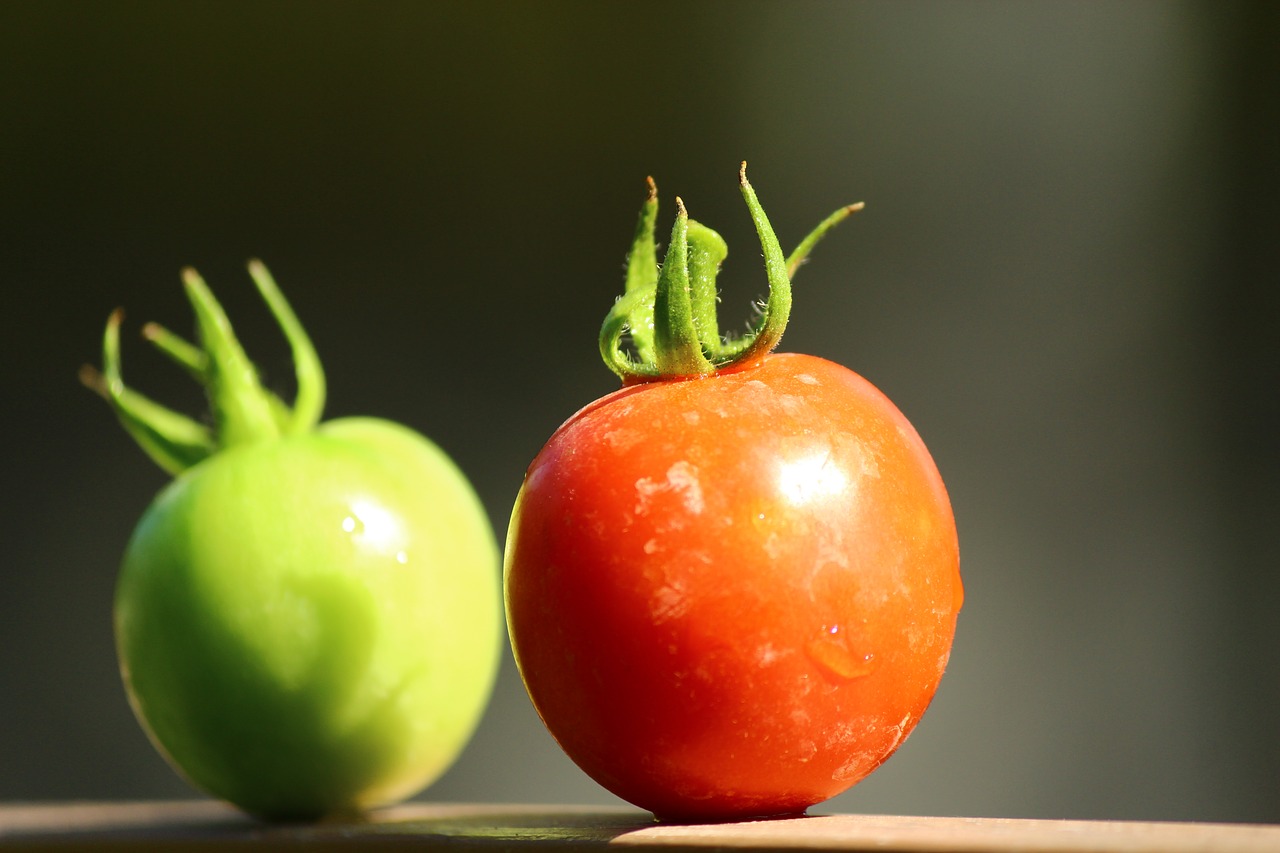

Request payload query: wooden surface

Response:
[2,801,1280,852]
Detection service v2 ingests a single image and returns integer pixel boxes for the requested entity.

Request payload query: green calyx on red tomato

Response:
[505,165,963,821]
[83,263,501,820]
[599,162,863,382]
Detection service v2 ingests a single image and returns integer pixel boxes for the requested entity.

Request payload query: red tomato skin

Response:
[504,352,963,821]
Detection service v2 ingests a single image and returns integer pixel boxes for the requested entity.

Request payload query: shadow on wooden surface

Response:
[0,801,653,850]
[3,801,1280,852]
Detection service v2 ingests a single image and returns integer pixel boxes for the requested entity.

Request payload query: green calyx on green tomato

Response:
[505,164,962,820]
[83,262,501,820]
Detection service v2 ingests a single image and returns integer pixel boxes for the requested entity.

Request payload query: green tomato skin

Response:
[114,417,501,820]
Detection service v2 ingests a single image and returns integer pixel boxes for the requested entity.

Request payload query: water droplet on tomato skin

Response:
[805,625,877,681]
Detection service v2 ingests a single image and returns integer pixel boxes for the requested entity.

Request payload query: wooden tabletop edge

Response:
[2,801,1280,852]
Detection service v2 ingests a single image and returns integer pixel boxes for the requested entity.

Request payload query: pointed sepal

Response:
[599,163,861,383]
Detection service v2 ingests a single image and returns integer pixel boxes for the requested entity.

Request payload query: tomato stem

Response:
[82,262,328,474]
[182,267,281,448]
[653,199,716,377]
[599,163,861,383]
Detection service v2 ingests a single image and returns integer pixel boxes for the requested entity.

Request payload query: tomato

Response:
[504,166,962,821]
[83,262,500,820]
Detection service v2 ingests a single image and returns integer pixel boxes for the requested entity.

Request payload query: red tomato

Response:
[505,352,962,820]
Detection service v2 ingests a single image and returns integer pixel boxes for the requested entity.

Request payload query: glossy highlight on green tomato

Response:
[83,262,501,820]
[504,166,962,821]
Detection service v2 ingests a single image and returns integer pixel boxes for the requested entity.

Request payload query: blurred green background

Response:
[3,0,1277,822]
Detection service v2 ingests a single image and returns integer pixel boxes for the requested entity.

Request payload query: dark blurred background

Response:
[2,0,1277,823]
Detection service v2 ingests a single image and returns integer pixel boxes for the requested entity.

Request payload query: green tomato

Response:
[84,263,500,820]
